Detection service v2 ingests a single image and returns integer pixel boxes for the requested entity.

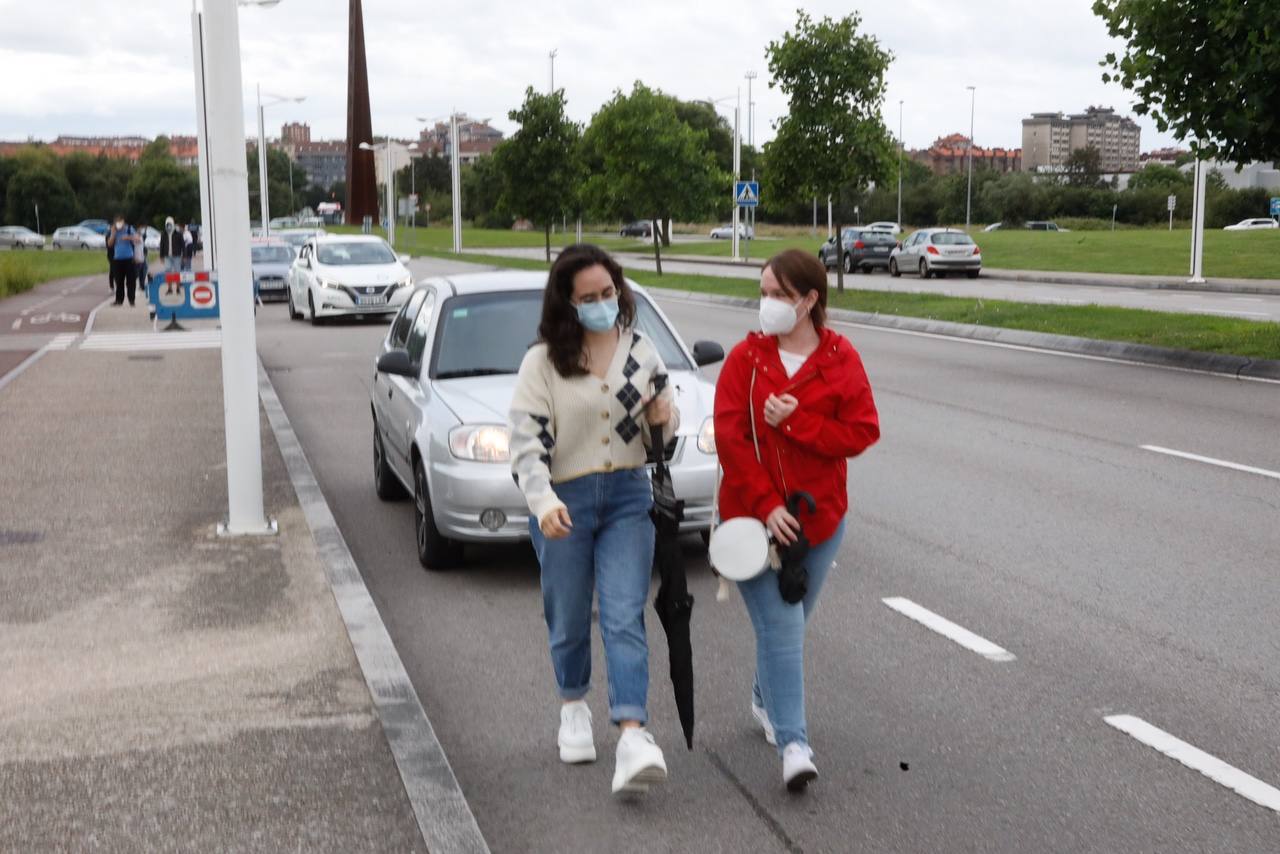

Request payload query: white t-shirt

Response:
[779,348,807,378]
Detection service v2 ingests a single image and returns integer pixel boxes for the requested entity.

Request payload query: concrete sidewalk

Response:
[0,301,428,850]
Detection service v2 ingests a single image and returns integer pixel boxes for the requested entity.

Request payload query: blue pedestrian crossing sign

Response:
[735,181,760,207]
[1270,197,1280,217]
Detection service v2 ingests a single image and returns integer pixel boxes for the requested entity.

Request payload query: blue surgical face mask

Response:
[576,297,619,332]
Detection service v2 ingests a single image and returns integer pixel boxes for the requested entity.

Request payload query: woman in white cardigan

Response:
[509,244,679,796]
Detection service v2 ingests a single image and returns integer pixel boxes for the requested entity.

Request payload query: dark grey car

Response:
[818,228,897,274]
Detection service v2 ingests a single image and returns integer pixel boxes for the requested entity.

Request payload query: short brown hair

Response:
[764,248,827,329]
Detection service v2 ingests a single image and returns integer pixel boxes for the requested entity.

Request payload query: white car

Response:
[0,226,46,249]
[864,221,902,235]
[708,223,754,239]
[369,271,722,568]
[287,234,413,324]
[51,226,106,250]
[1223,218,1278,231]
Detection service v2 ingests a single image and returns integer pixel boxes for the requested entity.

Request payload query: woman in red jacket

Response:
[713,248,880,791]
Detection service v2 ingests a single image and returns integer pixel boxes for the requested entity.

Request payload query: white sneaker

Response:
[611,728,668,795]
[751,702,777,746]
[558,701,596,764]
[782,742,818,792]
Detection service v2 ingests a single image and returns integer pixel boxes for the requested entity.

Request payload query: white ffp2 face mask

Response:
[759,296,801,335]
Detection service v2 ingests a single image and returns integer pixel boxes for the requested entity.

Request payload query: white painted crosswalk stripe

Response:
[46,334,78,351]
[1105,715,1280,813]
[881,597,1016,662]
[79,331,222,352]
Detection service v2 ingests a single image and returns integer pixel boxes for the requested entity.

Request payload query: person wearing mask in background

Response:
[159,217,183,293]
[181,223,195,272]
[133,224,150,299]
[713,248,880,792]
[106,215,138,307]
[509,244,678,797]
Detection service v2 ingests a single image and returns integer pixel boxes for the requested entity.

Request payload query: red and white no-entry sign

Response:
[191,283,217,309]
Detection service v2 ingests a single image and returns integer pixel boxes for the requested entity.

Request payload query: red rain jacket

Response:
[714,328,880,544]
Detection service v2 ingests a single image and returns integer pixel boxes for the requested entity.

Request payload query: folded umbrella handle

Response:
[786,491,817,519]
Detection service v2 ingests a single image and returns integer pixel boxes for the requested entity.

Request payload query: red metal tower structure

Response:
[344,0,377,225]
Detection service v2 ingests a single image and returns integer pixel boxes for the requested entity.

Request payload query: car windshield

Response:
[931,232,975,246]
[431,288,693,380]
[316,241,396,266]
[251,245,293,264]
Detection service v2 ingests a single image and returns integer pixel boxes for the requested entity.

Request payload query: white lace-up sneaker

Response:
[751,702,777,746]
[611,728,668,794]
[782,742,818,792]
[558,701,596,764]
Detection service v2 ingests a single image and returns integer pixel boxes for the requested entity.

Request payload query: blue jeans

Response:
[737,518,846,754]
[164,256,182,274]
[529,468,655,725]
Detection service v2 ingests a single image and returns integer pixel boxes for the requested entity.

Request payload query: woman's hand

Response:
[643,394,672,427]
[762,393,798,428]
[765,504,801,546]
[539,507,573,539]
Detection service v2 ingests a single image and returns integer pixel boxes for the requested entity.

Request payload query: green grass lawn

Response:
[424,248,1280,360]
[624,229,1280,280]
[329,224,644,255]
[0,250,109,298]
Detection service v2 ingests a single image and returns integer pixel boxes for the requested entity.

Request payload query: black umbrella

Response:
[648,399,696,750]
[776,492,818,605]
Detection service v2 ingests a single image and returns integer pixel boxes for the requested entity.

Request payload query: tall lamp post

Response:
[965,85,976,231]
[407,141,419,229]
[256,86,305,237]
[745,69,757,261]
[416,113,464,252]
[549,48,557,93]
[707,94,741,262]
[897,99,904,226]
[359,139,395,248]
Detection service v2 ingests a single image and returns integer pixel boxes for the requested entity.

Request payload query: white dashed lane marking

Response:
[881,597,1016,662]
[1141,445,1280,481]
[1105,715,1280,814]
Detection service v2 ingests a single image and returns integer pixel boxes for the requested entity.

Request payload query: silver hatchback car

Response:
[370,270,723,569]
[889,228,982,279]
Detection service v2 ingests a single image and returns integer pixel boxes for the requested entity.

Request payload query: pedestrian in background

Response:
[106,214,138,307]
[713,248,879,792]
[134,224,150,298]
[159,217,184,293]
[509,244,678,797]
[181,223,194,272]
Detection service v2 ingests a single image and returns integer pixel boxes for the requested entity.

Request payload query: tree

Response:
[461,154,508,229]
[765,10,894,290]
[4,164,77,232]
[1063,146,1106,188]
[581,82,723,273]
[124,156,199,227]
[1128,162,1191,192]
[1095,0,1280,163]
[63,152,133,220]
[494,87,582,261]
[247,148,306,221]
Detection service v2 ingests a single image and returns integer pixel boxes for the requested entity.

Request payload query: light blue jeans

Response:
[737,518,846,755]
[529,468,655,725]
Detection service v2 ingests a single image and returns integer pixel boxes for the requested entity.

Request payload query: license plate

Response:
[874,246,889,253]
[258,280,284,289]
[357,295,387,306]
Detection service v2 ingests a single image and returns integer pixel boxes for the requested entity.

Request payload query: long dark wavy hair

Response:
[538,244,637,377]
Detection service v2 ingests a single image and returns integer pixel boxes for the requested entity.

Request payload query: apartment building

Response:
[1021,107,1140,172]
[910,133,1021,176]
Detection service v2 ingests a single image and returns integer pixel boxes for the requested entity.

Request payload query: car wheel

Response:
[919,259,931,279]
[414,456,462,570]
[308,291,323,325]
[288,290,302,320]
[81,243,90,250]
[967,269,980,279]
[889,258,901,278]
[843,253,854,274]
[373,418,408,500]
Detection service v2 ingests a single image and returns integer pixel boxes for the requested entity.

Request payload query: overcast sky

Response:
[0,0,1179,153]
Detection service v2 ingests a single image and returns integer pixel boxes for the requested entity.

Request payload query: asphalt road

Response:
[258,255,1280,853]
[0,274,111,381]
[466,246,1280,323]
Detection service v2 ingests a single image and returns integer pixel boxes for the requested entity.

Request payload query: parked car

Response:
[51,226,106,250]
[250,239,295,303]
[76,219,111,235]
[818,227,897,273]
[982,222,1004,232]
[708,223,754,239]
[1025,220,1069,232]
[863,221,902,235]
[276,227,327,250]
[369,270,723,568]
[619,220,653,238]
[140,227,161,251]
[0,226,46,249]
[1223,218,1279,231]
[889,228,981,279]
[287,234,413,324]
[269,216,300,230]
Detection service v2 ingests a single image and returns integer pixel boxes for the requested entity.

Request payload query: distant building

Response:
[1141,146,1188,166]
[909,133,1021,176]
[278,123,348,190]
[1182,161,1280,191]
[1022,107,1140,173]
[418,116,504,165]
[0,134,198,165]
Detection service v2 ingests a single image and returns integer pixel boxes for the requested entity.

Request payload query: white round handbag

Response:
[708,516,772,581]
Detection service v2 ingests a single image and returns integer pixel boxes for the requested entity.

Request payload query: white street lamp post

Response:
[745,69,757,262]
[549,48,557,94]
[191,1,215,270]
[897,99,904,226]
[359,139,395,249]
[204,0,272,536]
[450,113,462,253]
[965,85,976,231]
[256,86,304,237]
[708,94,741,262]
[407,141,419,230]
[1189,158,1207,283]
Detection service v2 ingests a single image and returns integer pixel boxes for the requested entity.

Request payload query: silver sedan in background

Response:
[369,271,723,569]
[51,226,106,250]
[0,226,46,249]
[889,228,982,279]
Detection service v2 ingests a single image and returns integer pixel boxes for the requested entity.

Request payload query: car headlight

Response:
[697,417,716,454]
[400,275,413,288]
[317,277,344,289]
[449,425,511,462]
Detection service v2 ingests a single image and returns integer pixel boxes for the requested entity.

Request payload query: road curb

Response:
[257,361,490,854]
[647,287,1280,382]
